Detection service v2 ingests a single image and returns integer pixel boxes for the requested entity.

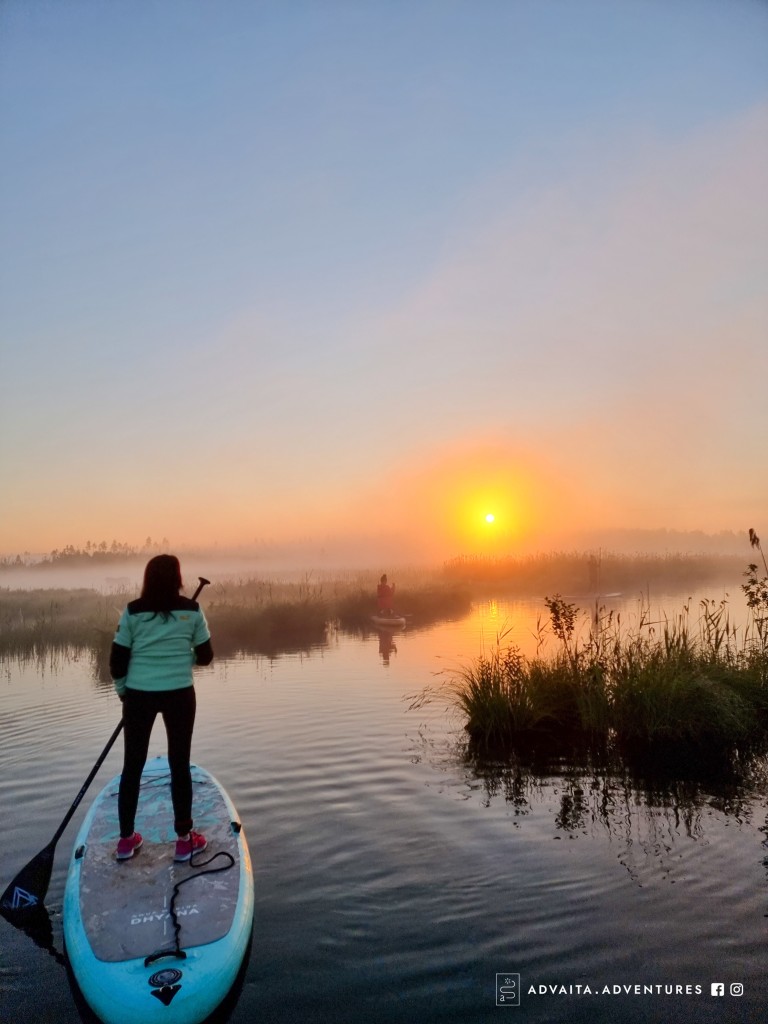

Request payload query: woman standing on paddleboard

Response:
[376,573,395,615]
[109,555,213,862]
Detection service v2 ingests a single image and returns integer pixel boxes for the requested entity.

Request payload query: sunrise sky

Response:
[1,1,766,563]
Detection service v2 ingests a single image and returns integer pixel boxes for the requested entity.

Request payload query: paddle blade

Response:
[0,892,64,964]
[0,842,55,916]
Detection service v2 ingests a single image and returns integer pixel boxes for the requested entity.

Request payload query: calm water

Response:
[1,591,766,1023]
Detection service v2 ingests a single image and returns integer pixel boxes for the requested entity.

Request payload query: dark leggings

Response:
[118,686,197,838]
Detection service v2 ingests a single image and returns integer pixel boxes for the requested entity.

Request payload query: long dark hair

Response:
[140,554,183,616]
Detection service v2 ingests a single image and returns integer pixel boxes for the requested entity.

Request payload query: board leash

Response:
[144,846,236,967]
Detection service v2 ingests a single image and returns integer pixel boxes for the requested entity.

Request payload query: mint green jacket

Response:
[111,597,211,696]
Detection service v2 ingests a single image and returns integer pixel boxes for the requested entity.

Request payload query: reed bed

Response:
[411,586,768,759]
[335,584,470,629]
[0,575,471,661]
[442,550,743,596]
[0,588,121,662]
[205,603,329,657]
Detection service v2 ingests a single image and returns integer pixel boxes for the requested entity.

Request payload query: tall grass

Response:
[442,550,743,596]
[0,574,471,662]
[335,584,470,629]
[412,582,768,758]
[0,588,121,664]
[204,577,329,656]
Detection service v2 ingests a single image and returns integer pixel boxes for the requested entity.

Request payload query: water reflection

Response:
[449,735,768,888]
[460,725,768,814]
[0,902,66,967]
[376,629,398,666]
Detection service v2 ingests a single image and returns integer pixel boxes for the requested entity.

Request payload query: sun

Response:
[485,513,495,524]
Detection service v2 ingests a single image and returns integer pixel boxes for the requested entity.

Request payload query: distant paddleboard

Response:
[63,757,253,1024]
[371,614,407,628]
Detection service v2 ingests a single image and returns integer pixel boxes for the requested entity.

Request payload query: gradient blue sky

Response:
[1,0,766,560]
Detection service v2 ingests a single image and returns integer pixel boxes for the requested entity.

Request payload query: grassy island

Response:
[411,554,768,763]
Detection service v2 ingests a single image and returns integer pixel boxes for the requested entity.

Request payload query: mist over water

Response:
[0,524,753,594]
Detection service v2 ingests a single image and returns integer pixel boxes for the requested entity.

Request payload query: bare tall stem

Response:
[749,528,768,577]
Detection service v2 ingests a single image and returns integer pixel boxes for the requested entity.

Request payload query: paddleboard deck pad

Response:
[63,756,253,1024]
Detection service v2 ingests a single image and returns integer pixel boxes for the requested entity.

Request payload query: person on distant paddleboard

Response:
[376,574,395,615]
[109,554,213,862]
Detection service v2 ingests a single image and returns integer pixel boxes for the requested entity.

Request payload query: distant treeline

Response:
[0,538,171,568]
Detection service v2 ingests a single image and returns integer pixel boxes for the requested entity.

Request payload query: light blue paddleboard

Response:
[63,756,254,1024]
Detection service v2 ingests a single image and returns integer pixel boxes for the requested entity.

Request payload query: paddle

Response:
[1,717,126,916]
[0,575,211,918]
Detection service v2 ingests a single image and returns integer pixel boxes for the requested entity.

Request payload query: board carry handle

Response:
[145,948,188,967]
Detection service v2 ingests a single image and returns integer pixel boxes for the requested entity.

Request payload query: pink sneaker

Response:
[116,832,143,860]
[174,830,207,862]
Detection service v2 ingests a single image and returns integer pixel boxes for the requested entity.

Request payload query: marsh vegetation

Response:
[411,540,768,766]
[442,549,744,596]
[4,543,767,768]
[0,588,120,663]
[0,572,472,664]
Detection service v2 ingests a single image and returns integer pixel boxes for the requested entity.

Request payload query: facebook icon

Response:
[711,984,725,997]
